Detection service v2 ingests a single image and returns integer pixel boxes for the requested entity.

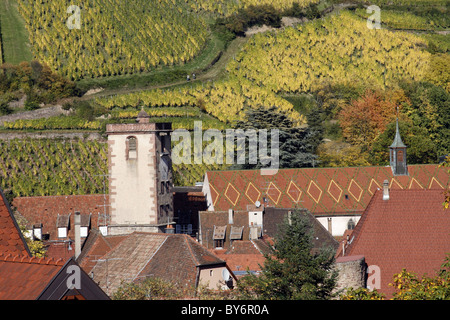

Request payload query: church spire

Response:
[389,109,408,176]
[389,118,406,149]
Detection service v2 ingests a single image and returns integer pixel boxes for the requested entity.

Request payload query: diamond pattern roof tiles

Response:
[204,165,450,215]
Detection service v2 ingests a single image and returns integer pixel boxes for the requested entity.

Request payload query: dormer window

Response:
[213,225,226,249]
[56,213,70,239]
[33,223,43,240]
[126,136,137,160]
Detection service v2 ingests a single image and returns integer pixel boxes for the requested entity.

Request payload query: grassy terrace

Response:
[0,0,32,64]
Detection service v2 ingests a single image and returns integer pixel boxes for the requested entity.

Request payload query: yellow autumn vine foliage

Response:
[17,0,208,80]
[227,11,431,94]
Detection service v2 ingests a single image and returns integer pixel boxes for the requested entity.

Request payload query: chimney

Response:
[228,209,234,224]
[74,211,81,259]
[165,224,175,234]
[382,180,389,200]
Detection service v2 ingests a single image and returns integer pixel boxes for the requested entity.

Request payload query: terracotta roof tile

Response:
[80,232,226,294]
[0,254,64,299]
[12,194,109,241]
[0,190,30,256]
[204,164,450,215]
[345,189,450,297]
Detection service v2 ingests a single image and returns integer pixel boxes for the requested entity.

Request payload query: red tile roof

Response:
[0,253,64,300]
[204,164,450,215]
[345,189,450,297]
[12,194,109,240]
[0,190,30,256]
[212,240,268,275]
[79,232,226,294]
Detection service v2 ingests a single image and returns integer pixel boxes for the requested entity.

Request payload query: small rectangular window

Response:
[80,226,89,237]
[214,239,224,249]
[58,227,67,238]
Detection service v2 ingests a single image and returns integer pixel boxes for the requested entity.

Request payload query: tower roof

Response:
[136,107,150,123]
[389,119,406,148]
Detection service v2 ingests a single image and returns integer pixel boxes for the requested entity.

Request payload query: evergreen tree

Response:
[306,106,324,154]
[237,210,337,300]
[232,106,319,169]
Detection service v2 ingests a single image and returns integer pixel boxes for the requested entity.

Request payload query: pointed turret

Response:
[389,118,408,176]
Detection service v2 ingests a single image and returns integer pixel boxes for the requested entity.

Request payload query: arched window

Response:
[126,136,137,160]
[347,219,355,230]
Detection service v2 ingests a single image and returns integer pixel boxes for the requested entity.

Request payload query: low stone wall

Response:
[0,131,104,141]
[334,255,367,295]
[0,105,69,126]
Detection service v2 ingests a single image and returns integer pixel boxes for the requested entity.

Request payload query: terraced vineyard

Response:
[17,0,209,80]
[0,139,228,197]
[226,11,433,94]
[95,78,305,125]
[184,0,320,15]
[0,139,108,197]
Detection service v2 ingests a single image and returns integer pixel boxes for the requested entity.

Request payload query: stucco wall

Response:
[198,265,233,290]
[316,216,360,237]
[108,133,158,226]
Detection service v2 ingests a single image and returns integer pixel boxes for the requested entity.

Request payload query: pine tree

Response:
[232,106,318,169]
[236,210,338,300]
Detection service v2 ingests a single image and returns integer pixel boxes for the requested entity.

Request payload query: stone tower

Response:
[389,118,408,176]
[106,111,173,235]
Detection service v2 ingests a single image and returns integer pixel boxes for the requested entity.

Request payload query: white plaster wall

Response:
[316,216,361,237]
[109,133,157,225]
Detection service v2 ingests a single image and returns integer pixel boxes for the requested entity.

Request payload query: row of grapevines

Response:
[0,29,3,65]
[17,0,208,80]
[109,107,203,119]
[0,139,107,197]
[347,0,448,5]
[226,11,432,94]
[0,137,229,197]
[3,116,101,130]
[355,8,449,30]
[95,78,305,125]
[183,0,320,16]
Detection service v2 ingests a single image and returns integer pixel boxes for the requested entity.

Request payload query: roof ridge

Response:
[0,253,65,266]
[135,233,169,280]
[345,190,381,256]
[183,234,200,266]
[250,240,264,255]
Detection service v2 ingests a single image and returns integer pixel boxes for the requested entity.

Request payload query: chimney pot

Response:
[382,180,389,200]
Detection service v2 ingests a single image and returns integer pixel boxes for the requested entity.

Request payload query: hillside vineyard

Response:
[226,12,431,93]
[17,0,208,80]
[0,139,228,196]
[94,79,305,125]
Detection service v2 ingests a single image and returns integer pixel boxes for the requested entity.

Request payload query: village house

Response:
[77,230,236,295]
[199,207,339,277]
[0,189,109,300]
[340,187,450,297]
[7,114,450,298]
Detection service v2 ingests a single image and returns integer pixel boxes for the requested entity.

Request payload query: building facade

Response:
[106,112,173,235]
